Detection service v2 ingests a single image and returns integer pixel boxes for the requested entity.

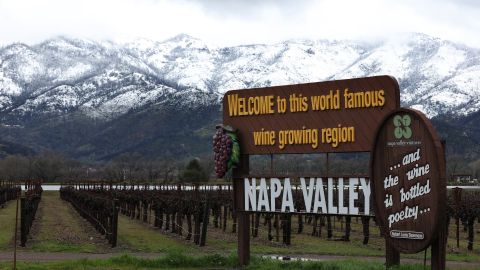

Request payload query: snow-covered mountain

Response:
[1,33,479,120]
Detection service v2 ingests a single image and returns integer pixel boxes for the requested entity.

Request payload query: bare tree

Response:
[31,152,66,182]
[447,154,470,180]
[0,155,32,181]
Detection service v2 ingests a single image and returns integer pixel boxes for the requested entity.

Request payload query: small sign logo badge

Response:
[393,114,412,139]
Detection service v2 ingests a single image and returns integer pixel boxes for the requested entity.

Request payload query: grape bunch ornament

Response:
[213,125,240,178]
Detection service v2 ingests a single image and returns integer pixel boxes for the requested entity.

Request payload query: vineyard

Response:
[448,188,480,250]
[20,181,43,247]
[0,180,479,270]
[60,187,118,247]
[0,181,20,208]
[51,182,480,253]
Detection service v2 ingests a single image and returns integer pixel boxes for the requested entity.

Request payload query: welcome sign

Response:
[224,77,446,267]
[223,76,400,154]
[371,108,446,253]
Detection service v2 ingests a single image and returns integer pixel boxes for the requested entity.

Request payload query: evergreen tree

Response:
[180,158,208,183]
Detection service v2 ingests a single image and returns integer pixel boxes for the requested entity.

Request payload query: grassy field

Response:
[0,191,479,269]
[204,218,480,262]
[113,196,480,262]
[116,215,196,254]
[0,253,462,270]
[0,200,17,250]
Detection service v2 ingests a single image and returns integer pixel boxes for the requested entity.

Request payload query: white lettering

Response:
[281,178,295,212]
[244,178,256,211]
[327,178,338,214]
[400,180,431,203]
[270,178,282,211]
[388,205,419,228]
[360,178,370,215]
[300,178,315,213]
[257,178,270,211]
[338,178,348,214]
[349,178,359,215]
[313,178,327,213]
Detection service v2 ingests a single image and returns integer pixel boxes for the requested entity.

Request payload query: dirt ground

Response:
[22,191,110,252]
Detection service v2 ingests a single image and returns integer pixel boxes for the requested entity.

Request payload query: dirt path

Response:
[25,191,109,252]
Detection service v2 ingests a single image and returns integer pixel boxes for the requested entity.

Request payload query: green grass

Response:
[205,234,381,257]
[247,258,424,270]
[0,200,17,250]
[250,234,384,256]
[117,205,480,263]
[29,241,97,253]
[240,218,480,262]
[0,253,460,270]
[26,191,98,253]
[117,215,195,254]
[204,219,389,258]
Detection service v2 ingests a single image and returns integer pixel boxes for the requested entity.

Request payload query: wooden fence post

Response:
[111,199,118,248]
[20,197,26,247]
[199,199,209,247]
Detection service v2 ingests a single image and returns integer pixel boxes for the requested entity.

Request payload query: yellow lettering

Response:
[238,98,246,115]
[321,125,355,147]
[344,89,386,109]
[278,128,318,149]
[378,90,385,106]
[227,94,275,117]
[253,129,276,146]
[311,90,340,111]
[227,94,239,116]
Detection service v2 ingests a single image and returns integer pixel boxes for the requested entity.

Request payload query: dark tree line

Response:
[0,152,211,184]
[0,153,63,182]
[1,151,478,184]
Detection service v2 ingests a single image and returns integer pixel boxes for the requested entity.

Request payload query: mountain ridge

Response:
[2,33,480,119]
[0,33,479,161]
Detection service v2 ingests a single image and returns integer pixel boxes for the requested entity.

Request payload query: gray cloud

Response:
[0,0,478,47]
[193,0,308,19]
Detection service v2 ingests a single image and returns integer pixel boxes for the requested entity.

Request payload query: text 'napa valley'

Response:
[243,177,371,215]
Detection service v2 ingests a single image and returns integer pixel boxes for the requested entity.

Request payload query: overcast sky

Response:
[0,0,479,47]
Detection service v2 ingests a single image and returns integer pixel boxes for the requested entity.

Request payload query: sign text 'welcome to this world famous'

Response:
[223,76,400,154]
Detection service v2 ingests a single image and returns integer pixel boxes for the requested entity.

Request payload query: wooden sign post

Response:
[223,76,401,266]
[232,154,250,265]
[371,108,446,269]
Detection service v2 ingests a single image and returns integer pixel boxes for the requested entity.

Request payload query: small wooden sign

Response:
[371,108,446,254]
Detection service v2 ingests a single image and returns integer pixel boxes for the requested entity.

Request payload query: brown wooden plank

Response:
[223,75,400,154]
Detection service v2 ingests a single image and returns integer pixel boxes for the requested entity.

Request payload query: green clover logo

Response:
[393,114,412,139]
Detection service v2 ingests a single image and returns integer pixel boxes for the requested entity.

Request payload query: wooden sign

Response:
[371,108,446,254]
[223,76,400,154]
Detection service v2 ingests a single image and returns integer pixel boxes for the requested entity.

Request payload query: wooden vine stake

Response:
[371,108,446,269]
